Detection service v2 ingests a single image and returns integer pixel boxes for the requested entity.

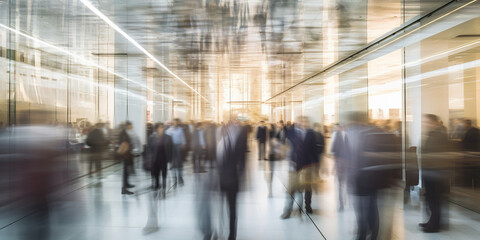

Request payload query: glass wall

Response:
[269,0,480,212]
[405,16,480,212]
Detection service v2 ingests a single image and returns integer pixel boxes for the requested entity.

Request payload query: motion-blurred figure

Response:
[461,119,479,152]
[281,116,319,218]
[420,114,450,233]
[192,122,206,173]
[286,121,293,130]
[344,111,401,240]
[256,120,267,160]
[86,123,109,177]
[195,170,218,240]
[449,118,465,140]
[331,123,348,211]
[265,121,287,197]
[205,122,217,169]
[118,121,135,195]
[244,122,252,152]
[217,121,246,240]
[148,123,173,196]
[182,121,192,163]
[268,123,277,161]
[313,123,326,179]
[167,118,187,185]
[0,120,69,240]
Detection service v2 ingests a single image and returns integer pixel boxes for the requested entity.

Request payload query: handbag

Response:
[117,141,129,155]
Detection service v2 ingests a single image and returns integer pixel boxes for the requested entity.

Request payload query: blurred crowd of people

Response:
[3,111,480,240]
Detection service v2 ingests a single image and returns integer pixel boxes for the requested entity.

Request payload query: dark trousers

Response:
[305,186,312,208]
[88,151,102,174]
[193,148,203,172]
[206,146,216,168]
[172,144,183,181]
[122,158,131,189]
[354,193,379,240]
[258,142,266,160]
[152,161,167,189]
[222,188,238,240]
[424,177,442,229]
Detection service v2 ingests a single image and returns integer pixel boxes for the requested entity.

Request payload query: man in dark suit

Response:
[147,123,173,196]
[256,121,267,160]
[86,123,108,176]
[281,116,319,218]
[420,114,450,233]
[118,121,135,195]
[217,121,247,240]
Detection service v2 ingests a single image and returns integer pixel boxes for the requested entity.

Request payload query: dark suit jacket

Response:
[462,127,480,151]
[256,126,267,143]
[287,128,318,171]
[192,129,205,152]
[423,129,449,153]
[218,124,246,191]
[147,133,173,165]
[86,128,107,152]
[117,130,133,161]
[422,129,449,170]
[315,131,325,156]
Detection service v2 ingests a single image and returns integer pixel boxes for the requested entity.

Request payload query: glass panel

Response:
[405,16,480,212]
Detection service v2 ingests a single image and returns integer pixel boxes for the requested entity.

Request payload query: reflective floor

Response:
[1,146,479,240]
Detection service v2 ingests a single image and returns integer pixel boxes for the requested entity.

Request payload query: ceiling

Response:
[0,0,460,110]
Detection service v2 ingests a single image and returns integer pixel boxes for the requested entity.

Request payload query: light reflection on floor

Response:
[0,149,479,240]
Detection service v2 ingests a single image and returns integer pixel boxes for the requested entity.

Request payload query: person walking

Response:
[256,121,267,160]
[192,122,206,173]
[331,123,348,211]
[86,123,108,177]
[147,123,173,196]
[167,118,187,185]
[217,121,246,240]
[118,121,135,195]
[281,116,319,218]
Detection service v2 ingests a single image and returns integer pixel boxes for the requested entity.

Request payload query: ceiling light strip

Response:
[0,23,178,102]
[264,0,477,102]
[79,0,208,102]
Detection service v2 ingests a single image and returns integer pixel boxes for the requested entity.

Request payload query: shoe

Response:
[306,206,313,214]
[280,211,291,219]
[418,223,428,228]
[126,184,135,188]
[422,227,440,233]
[121,189,134,195]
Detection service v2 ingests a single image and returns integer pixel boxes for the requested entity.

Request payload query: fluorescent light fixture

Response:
[79,0,209,102]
